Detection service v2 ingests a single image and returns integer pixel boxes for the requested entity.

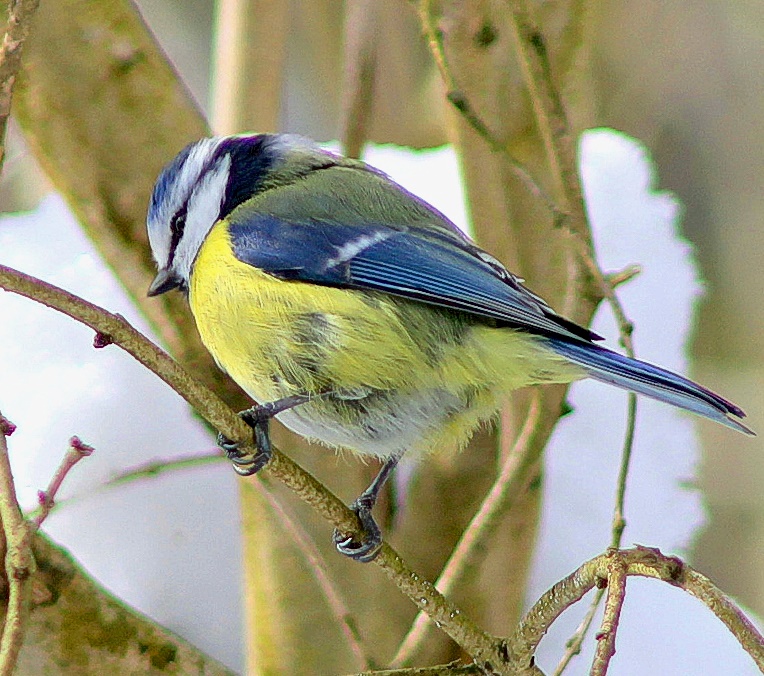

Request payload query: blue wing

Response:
[226,211,598,342]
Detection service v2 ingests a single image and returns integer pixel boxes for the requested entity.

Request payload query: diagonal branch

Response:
[0,263,519,672]
[416,0,558,217]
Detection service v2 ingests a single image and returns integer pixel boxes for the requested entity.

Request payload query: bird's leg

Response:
[333,451,402,563]
[217,394,314,476]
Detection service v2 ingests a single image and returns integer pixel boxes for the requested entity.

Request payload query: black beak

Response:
[147,268,182,296]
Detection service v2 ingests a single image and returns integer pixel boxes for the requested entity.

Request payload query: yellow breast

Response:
[189,220,443,402]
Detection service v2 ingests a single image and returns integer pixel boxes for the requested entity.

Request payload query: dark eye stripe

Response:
[167,202,188,265]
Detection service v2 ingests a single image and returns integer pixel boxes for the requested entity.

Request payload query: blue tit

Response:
[146,133,752,562]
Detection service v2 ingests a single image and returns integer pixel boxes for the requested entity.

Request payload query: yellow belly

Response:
[190,221,444,400]
[188,220,584,456]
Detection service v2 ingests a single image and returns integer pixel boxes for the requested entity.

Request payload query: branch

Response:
[339,0,379,158]
[0,0,38,171]
[0,264,520,672]
[507,547,764,672]
[416,0,558,217]
[0,413,34,676]
[29,436,94,528]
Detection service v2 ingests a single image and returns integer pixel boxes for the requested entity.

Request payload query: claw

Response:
[333,496,383,562]
[217,395,313,477]
[332,453,402,563]
[217,424,271,477]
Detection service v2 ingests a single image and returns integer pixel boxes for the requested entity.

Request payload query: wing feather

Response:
[227,211,598,342]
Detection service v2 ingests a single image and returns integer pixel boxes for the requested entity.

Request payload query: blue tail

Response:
[546,338,753,435]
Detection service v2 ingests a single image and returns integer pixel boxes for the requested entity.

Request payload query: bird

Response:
[146,133,752,562]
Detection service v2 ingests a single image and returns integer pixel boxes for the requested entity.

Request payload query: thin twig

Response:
[25,453,224,521]
[554,394,637,673]
[554,243,641,674]
[605,264,641,290]
[393,392,542,667]
[504,0,583,228]
[0,264,513,671]
[552,590,604,676]
[574,239,636,355]
[0,413,34,676]
[610,393,637,548]
[30,436,93,528]
[508,547,764,672]
[503,0,598,330]
[417,0,496,146]
[416,0,559,217]
[103,453,224,487]
[590,556,627,675]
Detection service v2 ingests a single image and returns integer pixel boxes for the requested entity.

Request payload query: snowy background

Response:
[0,129,759,674]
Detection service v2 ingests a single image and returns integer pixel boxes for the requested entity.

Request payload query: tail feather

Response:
[546,338,754,435]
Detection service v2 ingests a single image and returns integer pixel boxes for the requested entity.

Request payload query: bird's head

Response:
[146,133,337,296]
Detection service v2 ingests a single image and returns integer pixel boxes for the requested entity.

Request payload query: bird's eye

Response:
[167,206,188,263]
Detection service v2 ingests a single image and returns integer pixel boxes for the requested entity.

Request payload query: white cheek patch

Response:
[174,153,233,280]
[147,137,228,270]
[173,138,228,215]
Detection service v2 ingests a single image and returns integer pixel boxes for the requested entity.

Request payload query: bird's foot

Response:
[218,395,312,476]
[333,493,383,563]
[217,407,273,476]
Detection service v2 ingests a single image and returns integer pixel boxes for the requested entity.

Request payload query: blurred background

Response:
[2,0,762,671]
